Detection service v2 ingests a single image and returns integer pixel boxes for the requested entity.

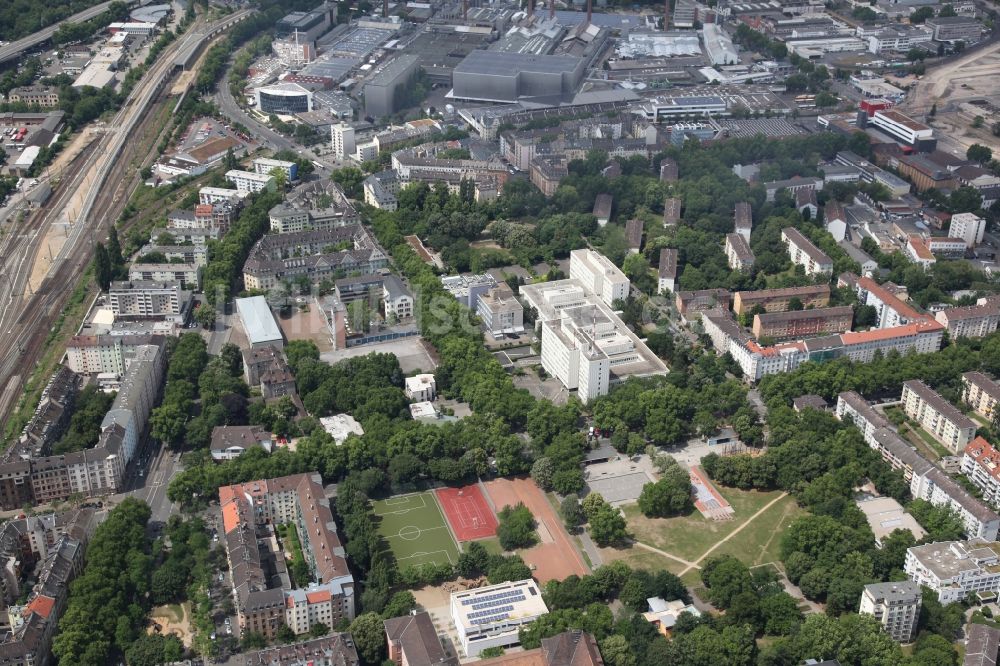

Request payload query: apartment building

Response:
[962,437,1000,506]
[950,212,987,248]
[734,202,752,241]
[128,263,199,289]
[363,171,398,211]
[752,306,853,341]
[905,540,1000,605]
[108,281,189,321]
[220,473,355,639]
[242,226,388,291]
[732,284,830,316]
[568,248,629,307]
[901,380,977,454]
[675,289,731,320]
[963,371,1000,420]
[199,187,247,205]
[268,181,360,234]
[194,202,235,233]
[225,170,277,194]
[781,227,833,275]
[241,633,360,666]
[836,392,999,541]
[725,233,755,271]
[252,157,297,181]
[858,581,921,643]
[936,301,1000,339]
[477,283,524,339]
[0,341,165,509]
[8,85,60,108]
[658,248,678,294]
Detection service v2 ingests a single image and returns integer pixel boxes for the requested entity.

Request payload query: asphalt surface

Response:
[0,0,121,64]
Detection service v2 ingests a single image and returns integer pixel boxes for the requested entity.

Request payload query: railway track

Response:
[0,16,221,432]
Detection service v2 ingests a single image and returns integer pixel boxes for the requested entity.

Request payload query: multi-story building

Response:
[901,380,977,454]
[108,281,188,321]
[962,437,1000,506]
[521,254,667,403]
[734,202,752,241]
[837,391,999,541]
[225,170,277,194]
[363,171,398,210]
[950,212,987,248]
[385,611,459,666]
[199,186,246,206]
[127,262,199,289]
[725,233,755,271]
[658,248,678,294]
[477,283,524,339]
[659,158,679,182]
[450,579,549,657]
[905,540,1000,605]
[858,581,921,643]
[194,202,235,233]
[256,82,313,114]
[0,341,165,509]
[7,85,60,108]
[220,473,355,639]
[242,226,387,291]
[64,333,162,375]
[139,244,208,267]
[752,306,853,341]
[867,24,933,54]
[529,155,568,197]
[925,16,982,42]
[381,275,413,320]
[267,181,359,234]
[676,289,731,320]
[363,54,420,119]
[252,157,297,182]
[936,301,1000,339]
[568,248,629,308]
[871,109,934,148]
[210,426,273,462]
[781,227,833,275]
[963,371,1000,420]
[330,123,355,160]
[241,633,360,666]
[733,285,831,316]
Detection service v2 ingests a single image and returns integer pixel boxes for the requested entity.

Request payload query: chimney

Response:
[664,0,670,30]
[463,0,468,20]
[383,0,388,17]
[549,0,554,19]
[586,0,592,23]
[528,0,534,18]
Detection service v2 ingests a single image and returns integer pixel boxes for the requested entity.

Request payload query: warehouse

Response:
[451,51,585,103]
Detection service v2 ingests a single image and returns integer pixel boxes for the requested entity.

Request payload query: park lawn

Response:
[622,487,785,563]
[596,544,688,576]
[469,537,504,556]
[709,494,807,568]
[902,423,952,460]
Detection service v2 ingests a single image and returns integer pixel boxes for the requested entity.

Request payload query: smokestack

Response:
[463,0,468,19]
[527,0,533,19]
[383,0,388,17]
[549,0,554,19]
[664,0,670,30]
[586,0,592,23]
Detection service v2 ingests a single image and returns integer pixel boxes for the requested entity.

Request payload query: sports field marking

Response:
[373,494,427,515]
[396,549,456,565]
[386,525,450,542]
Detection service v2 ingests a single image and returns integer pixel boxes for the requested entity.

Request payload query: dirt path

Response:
[483,477,589,583]
[680,492,789,576]
[631,540,698,567]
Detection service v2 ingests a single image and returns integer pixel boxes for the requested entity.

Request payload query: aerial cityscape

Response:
[0,0,998,663]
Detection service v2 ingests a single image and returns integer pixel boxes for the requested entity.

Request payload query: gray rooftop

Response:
[454,50,583,76]
[235,296,284,346]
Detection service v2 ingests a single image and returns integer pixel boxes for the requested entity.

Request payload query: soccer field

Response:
[372,491,460,569]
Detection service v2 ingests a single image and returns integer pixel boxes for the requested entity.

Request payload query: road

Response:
[0,0,129,64]
[216,78,299,153]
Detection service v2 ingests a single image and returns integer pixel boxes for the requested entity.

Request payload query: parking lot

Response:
[320,336,437,374]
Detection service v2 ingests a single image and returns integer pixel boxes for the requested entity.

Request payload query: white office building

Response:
[905,540,1000,605]
[331,123,356,160]
[450,579,548,657]
[252,157,297,181]
[568,248,629,307]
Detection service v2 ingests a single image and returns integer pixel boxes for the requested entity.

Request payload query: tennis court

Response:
[436,485,498,541]
[372,491,461,568]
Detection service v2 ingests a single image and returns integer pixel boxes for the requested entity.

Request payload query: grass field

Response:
[372,491,460,569]
[623,487,786,563]
[708,495,806,567]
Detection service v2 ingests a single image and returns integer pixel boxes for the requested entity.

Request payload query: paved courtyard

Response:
[583,455,656,505]
[320,337,437,374]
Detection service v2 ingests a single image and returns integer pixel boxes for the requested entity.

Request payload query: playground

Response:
[372,491,460,568]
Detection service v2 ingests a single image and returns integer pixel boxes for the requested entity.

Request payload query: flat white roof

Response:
[319,414,364,444]
[235,296,283,345]
[451,579,548,630]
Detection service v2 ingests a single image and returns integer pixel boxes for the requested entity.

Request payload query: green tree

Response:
[637,458,692,518]
[560,494,583,530]
[968,144,992,165]
[195,302,217,329]
[94,242,112,291]
[497,503,537,550]
[350,612,386,665]
[588,505,627,547]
